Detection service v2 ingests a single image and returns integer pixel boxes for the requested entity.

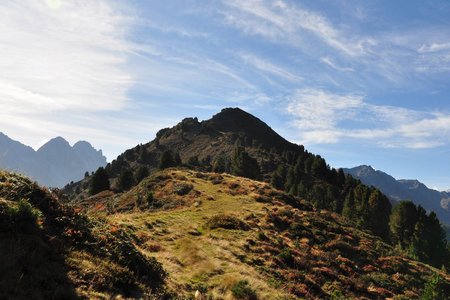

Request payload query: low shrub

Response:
[420,273,447,300]
[278,248,296,268]
[324,240,358,259]
[362,272,393,289]
[231,280,257,300]
[254,195,271,203]
[207,214,249,230]
[173,183,193,195]
[1,199,41,233]
[257,231,268,241]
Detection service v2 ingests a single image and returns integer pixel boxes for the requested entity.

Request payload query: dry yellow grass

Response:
[104,170,291,299]
[85,169,449,299]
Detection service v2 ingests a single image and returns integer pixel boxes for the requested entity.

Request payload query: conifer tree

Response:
[389,201,418,248]
[174,152,182,166]
[135,166,150,182]
[159,150,175,170]
[90,167,110,195]
[231,146,260,180]
[271,165,286,190]
[118,169,135,191]
[212,155,228,173]
[366,189,391,240]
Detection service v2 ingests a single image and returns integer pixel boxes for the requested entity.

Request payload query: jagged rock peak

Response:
[351,165,376,176]
[38,136,71,152]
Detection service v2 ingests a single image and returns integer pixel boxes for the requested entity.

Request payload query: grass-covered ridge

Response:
[74,169,450,299]
[0,170,168,299]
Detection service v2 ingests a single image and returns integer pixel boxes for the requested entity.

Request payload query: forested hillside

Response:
[65,108,449,269]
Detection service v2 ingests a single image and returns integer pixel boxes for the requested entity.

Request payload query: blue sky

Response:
[1,0,450,190]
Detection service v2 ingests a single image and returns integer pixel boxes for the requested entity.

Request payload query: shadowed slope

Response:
[0,171,168,299]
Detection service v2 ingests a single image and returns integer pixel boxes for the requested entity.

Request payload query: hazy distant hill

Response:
[0,133,106,187]
[343,165,450,225]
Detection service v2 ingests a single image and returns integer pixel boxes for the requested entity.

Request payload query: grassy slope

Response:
[77,169,450,299]
[0,171,167,299]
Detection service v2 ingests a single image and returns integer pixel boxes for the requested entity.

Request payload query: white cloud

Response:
[0,0,139,160]
[286,88,450,149]
[0,0,133,115]
[286,88,363,130]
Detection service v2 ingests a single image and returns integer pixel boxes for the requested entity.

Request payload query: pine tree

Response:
[159,150,174,170]
[423,212,448,267]
[90,167,110,195]
[284,166,295,192]
[271,165,286,190]
[119,169,135,191]
[389,201,418,248]
[367,189,391,240]
[135,166,150,182]
[342,189,355,219]
[212,155,228,173]
[311,155,327,177]
[174,152,182,166]
[231,146,260,180]
[411,209,448,267]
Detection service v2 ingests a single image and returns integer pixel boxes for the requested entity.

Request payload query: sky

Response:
[1,0,450,190]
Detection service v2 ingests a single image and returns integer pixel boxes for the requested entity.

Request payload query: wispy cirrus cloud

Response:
[239,53,302,83]
[418,42,450,53]
[0,0,134,114]
[321,56,354,72]
[219,0,450,86]
[222,0,370,57]
[286,88,450,149]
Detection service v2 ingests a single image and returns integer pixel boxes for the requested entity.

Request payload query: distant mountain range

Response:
[343,165,450,226]
[0,132,106,187]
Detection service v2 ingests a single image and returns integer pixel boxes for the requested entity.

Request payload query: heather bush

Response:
[231,280,257,300]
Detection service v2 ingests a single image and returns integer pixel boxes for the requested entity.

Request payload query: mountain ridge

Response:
[0,133,106,188]
[67,107,394,241]
[343,165,450,226]
[65,107,449,269]
[64,107,308,197]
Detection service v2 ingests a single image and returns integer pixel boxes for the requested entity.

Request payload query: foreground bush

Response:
[231,280,257,300]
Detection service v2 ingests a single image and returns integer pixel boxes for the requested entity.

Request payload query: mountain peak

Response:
[0,133,107,187]
[209,107,260,126]
[359,165,375,171]
[73,140,94,150]
[38,136,71,151]
[351,165,376,177]
[345,165,450,225]
[205,107,295,151]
